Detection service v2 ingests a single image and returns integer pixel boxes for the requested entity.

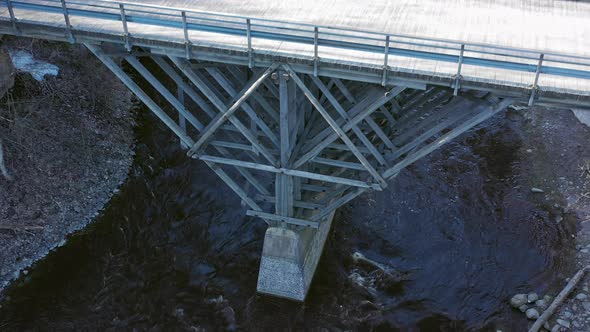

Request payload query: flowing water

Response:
[0,103,574,331]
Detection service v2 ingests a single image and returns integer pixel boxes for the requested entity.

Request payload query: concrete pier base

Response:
[256,211,336,301]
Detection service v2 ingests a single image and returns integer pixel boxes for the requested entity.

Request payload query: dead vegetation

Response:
[0,37,135,290]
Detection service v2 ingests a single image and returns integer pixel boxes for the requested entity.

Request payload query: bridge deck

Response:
[2,0,590,102]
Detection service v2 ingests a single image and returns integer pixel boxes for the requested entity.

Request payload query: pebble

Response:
[531,188,545,193]
[581,249,589,254]
[526,308,540,320]
[576,293,588,301]
[519,304,528,313]
[582,302,590,311]
[528,293,539,303]
[510,294,528,308]
[557,319,571,329]
[563,311,573,319]
[551,325,561,332]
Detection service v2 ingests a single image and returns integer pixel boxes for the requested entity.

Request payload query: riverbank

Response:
[0,37,135,295]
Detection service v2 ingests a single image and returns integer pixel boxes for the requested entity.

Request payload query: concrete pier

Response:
[257,211,336,301]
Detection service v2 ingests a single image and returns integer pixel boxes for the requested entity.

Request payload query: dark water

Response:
[0,105,573,331]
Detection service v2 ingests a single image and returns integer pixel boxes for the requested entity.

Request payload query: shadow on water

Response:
[0,104,573,331]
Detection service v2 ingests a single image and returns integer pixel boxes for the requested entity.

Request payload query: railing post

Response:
[181,11,191,59]
[528,53,544,107]
[453,44,465,96]
[119,4,131,51]
[60,0,75,43]
[313,27,319,77]
[246,18,253,68]
[6,0,19,34]
[381,35,390,86]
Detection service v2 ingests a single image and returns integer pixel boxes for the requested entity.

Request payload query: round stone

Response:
[526,308,540,320]
[510,294,528,308]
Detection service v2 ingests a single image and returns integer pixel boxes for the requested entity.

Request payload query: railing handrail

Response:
[3,0,590,94]
[4,0,590,63]
[83,0,590,62]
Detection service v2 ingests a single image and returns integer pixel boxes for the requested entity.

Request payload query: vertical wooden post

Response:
[528,53,544,107]
[247,18,253,68]
[181,11,191,59]
[60,0,75,43]
[381,35,390,86]
[119,4,131,51]
[276,70,294,220]
[6,0,18,34]
[313,27,319,77]
[453,44,465,96]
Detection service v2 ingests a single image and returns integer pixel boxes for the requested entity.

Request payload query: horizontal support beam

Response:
[246,210,319,228]
[256,195,322,210]
[198,155,382,190]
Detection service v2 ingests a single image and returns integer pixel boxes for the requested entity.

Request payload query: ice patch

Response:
[8,49,59,81]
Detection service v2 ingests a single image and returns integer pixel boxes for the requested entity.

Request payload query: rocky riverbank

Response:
[508,108,590,332]
[0,37,135,295]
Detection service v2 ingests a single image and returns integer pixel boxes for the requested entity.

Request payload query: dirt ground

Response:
[0,37,135,294]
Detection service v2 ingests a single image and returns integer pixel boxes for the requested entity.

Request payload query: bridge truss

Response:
[86,43,511,230]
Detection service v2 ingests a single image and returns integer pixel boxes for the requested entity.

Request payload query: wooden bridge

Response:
[2,0,589,301]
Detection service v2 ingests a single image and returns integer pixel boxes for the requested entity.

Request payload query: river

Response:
[0,101,574,331]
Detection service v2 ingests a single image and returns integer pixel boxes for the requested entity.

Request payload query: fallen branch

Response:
[0,139,13,181]
[528,265,590,332]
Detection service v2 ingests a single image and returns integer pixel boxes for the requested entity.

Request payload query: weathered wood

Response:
[294,86,404,169]
[198,154,381,190]
[86,44,194,147]
[187,63,278,156]
[169,57,279,166]
[529,265,590,332]
[284,65,388,188]
[125,55,205,131]
[383,98,512,178]
[246,210,319,228]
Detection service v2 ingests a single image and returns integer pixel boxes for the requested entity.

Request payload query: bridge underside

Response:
[83,42,511,301]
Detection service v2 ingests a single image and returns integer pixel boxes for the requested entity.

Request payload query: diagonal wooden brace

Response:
[282,64,389,189]
[187,63,279,157]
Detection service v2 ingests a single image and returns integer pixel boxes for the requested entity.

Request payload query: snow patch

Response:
[8,49,59,81]
[572,109,590,128]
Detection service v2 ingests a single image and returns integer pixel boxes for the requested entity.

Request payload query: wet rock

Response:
[531,188,545,193]
[526,308,540,320]
[575,293,588,301]
[544,295,553,303]
[528,293,539,303]
[535,299,548,310]
[519,304,529,313]
[557,319,571,329]
[551,324,561,332]
[563,311,573,319]
[582,301,590,311]
[511,294,528,308]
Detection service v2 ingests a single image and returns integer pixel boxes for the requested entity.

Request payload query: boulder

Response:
[510,294,528,308]
[527,292,539,303]
[526,308,540,320]
[535,299,548,310]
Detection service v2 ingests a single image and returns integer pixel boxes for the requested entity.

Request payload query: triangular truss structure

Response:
[86,43,512,229]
